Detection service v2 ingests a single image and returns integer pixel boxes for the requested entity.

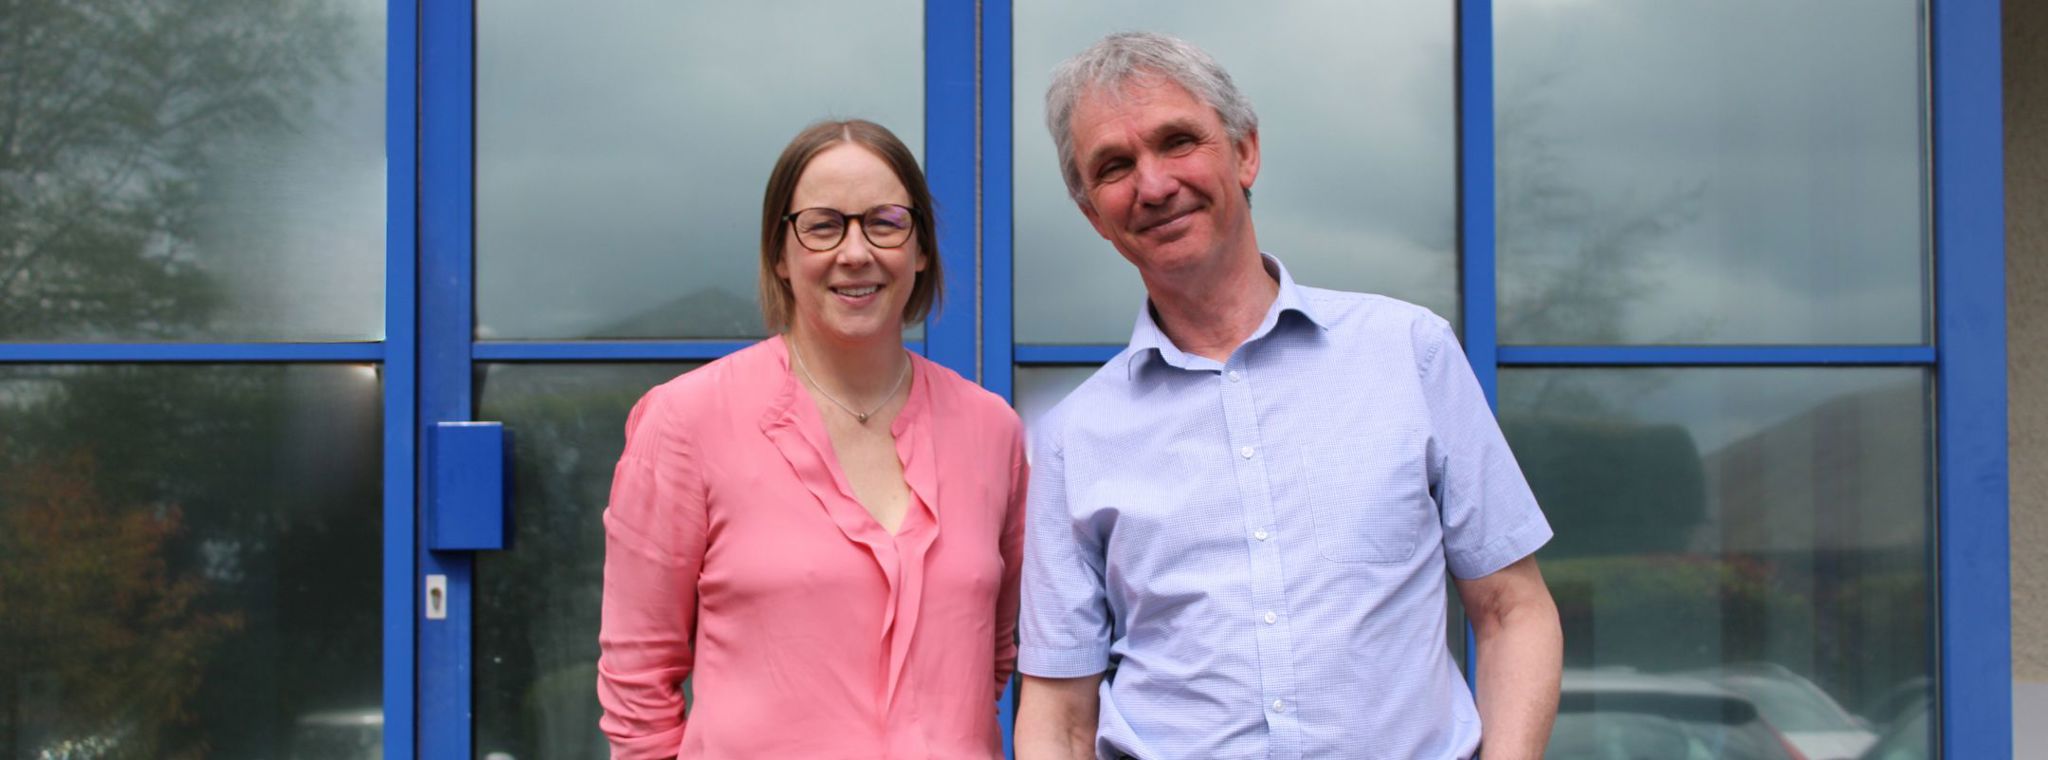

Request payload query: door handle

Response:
[429,421,512,551]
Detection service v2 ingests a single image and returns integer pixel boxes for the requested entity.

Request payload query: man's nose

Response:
[1133,154,1178,207]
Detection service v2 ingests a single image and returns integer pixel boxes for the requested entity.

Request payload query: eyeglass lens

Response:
[791,205,914,251]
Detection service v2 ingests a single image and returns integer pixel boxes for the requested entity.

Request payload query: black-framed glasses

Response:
[783,204,919,252]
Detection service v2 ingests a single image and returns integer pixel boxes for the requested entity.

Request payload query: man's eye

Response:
[1096,161,1130,182]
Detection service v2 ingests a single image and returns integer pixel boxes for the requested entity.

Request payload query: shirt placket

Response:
[1219,352,1302,760]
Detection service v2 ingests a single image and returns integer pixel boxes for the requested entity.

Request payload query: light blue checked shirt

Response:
[1019,255,1552,760]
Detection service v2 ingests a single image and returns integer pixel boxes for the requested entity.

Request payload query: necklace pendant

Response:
[856,412,870,424]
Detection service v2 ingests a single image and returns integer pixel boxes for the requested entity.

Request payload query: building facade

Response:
[0,1,2028,758]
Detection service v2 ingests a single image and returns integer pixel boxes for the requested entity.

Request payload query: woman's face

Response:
[776,143,927,347]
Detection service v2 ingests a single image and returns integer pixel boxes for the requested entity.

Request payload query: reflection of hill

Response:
[1701,382,1927,553]
[590,286,763,339]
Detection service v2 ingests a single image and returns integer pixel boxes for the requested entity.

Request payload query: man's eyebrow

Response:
[1146,117,1205,141]
[1080,138,1129,174]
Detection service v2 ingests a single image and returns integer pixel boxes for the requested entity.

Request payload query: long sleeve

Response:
[993,420,1029,699]
[597,389,709,760]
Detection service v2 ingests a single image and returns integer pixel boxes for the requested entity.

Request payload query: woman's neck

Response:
[783,327,910,402]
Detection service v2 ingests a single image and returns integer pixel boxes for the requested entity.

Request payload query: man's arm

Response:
[1453,554,1562,760]
[1016,673,1104,760]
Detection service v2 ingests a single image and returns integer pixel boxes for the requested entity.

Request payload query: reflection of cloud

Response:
[476,0,923,340]
[1495,0,1925,344]
[1014,0,1457,343]
[199,0,386,341]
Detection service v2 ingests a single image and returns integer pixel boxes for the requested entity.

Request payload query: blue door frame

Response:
[403,1,986,756]
[372,1,2009,757]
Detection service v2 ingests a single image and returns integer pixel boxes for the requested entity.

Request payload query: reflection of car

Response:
[1548,670,1806,760]
[1689,663,1877,760]
[292,708,383,760]
[1857,699,1929,760]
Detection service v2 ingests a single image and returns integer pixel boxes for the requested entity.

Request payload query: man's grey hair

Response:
[1045,31,1259,205]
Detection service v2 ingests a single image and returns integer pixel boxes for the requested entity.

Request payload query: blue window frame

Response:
[2,0,2003,757]
[993,2,2007,759]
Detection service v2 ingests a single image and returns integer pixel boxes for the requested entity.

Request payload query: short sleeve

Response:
[1016,412,1114,677]
[1415,317,1553,579]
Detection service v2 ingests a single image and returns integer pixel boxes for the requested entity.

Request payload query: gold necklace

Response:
[789,343,910,424]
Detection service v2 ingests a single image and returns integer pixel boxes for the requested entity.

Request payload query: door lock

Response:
[426,574,448,620]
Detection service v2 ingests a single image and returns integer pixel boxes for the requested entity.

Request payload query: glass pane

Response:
[1500,368,1932,760]
[475,362,701,759]
[1495,0,1928,345]
[0,364,382,757]
[2,3,387,341]
[1014,1,1457,344]
[477,2,923,340]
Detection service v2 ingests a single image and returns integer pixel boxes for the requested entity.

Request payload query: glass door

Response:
[416,2,980,757]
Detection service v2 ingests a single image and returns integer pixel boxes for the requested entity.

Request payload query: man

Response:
[1015,32,1563,760]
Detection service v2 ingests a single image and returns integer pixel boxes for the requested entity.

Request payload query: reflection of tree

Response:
[1496,72,1706,348]
[0,0,351,338]
[0,448,241,759]
[0,365,382,758]
[1494,70,1704,423]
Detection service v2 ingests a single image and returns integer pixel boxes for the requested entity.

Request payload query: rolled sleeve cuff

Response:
[1447,517,1554,580]
[603,724,685,760]
[1017,643,1110,678]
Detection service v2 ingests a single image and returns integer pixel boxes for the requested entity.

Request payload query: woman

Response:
[596,119,1026,759]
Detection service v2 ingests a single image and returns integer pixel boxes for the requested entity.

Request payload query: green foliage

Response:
[0,448,242,759]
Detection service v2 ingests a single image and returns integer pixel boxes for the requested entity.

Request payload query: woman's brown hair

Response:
[758,119,942,334]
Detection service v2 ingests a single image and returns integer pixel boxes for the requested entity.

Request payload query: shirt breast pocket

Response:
[1299,444,1430,564]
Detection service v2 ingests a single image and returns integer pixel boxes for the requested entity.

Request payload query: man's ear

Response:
[1079,198,1114,242]
[1235,127,1261,193]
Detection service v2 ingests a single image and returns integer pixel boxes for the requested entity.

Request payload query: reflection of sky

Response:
[196,0,388,341]
[1013,0,1458,344]
[476,0,922,340]
[1495,0,1927,344]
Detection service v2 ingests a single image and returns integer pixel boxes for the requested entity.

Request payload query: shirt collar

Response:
[1124,253,1329,380]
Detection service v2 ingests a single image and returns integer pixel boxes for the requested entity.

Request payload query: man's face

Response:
[1067,76,1260,282]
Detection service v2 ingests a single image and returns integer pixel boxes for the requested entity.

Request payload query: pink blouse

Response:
[597,336,1027,759]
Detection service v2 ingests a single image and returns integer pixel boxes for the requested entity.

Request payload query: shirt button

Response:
[1271,699,1286,713]
[1254,528,1270,541]
[1228,370,1242,382]
[1264,611,1278,624]
[1240,446,1255,459]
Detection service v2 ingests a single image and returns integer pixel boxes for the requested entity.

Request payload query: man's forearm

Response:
[1015,674,1103,760]
[1472,606,1562,759]
[1458,556,1563,760]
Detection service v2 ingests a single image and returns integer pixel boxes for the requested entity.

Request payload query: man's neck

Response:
[1143,251,1279,363]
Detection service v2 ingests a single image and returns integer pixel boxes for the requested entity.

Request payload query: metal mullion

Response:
[0,342,384,362]
[925,0,978,377]
[417,0,475,755]
[1456,0,1496,694]
[1930,0,2011,756]
[380,0,420,757]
